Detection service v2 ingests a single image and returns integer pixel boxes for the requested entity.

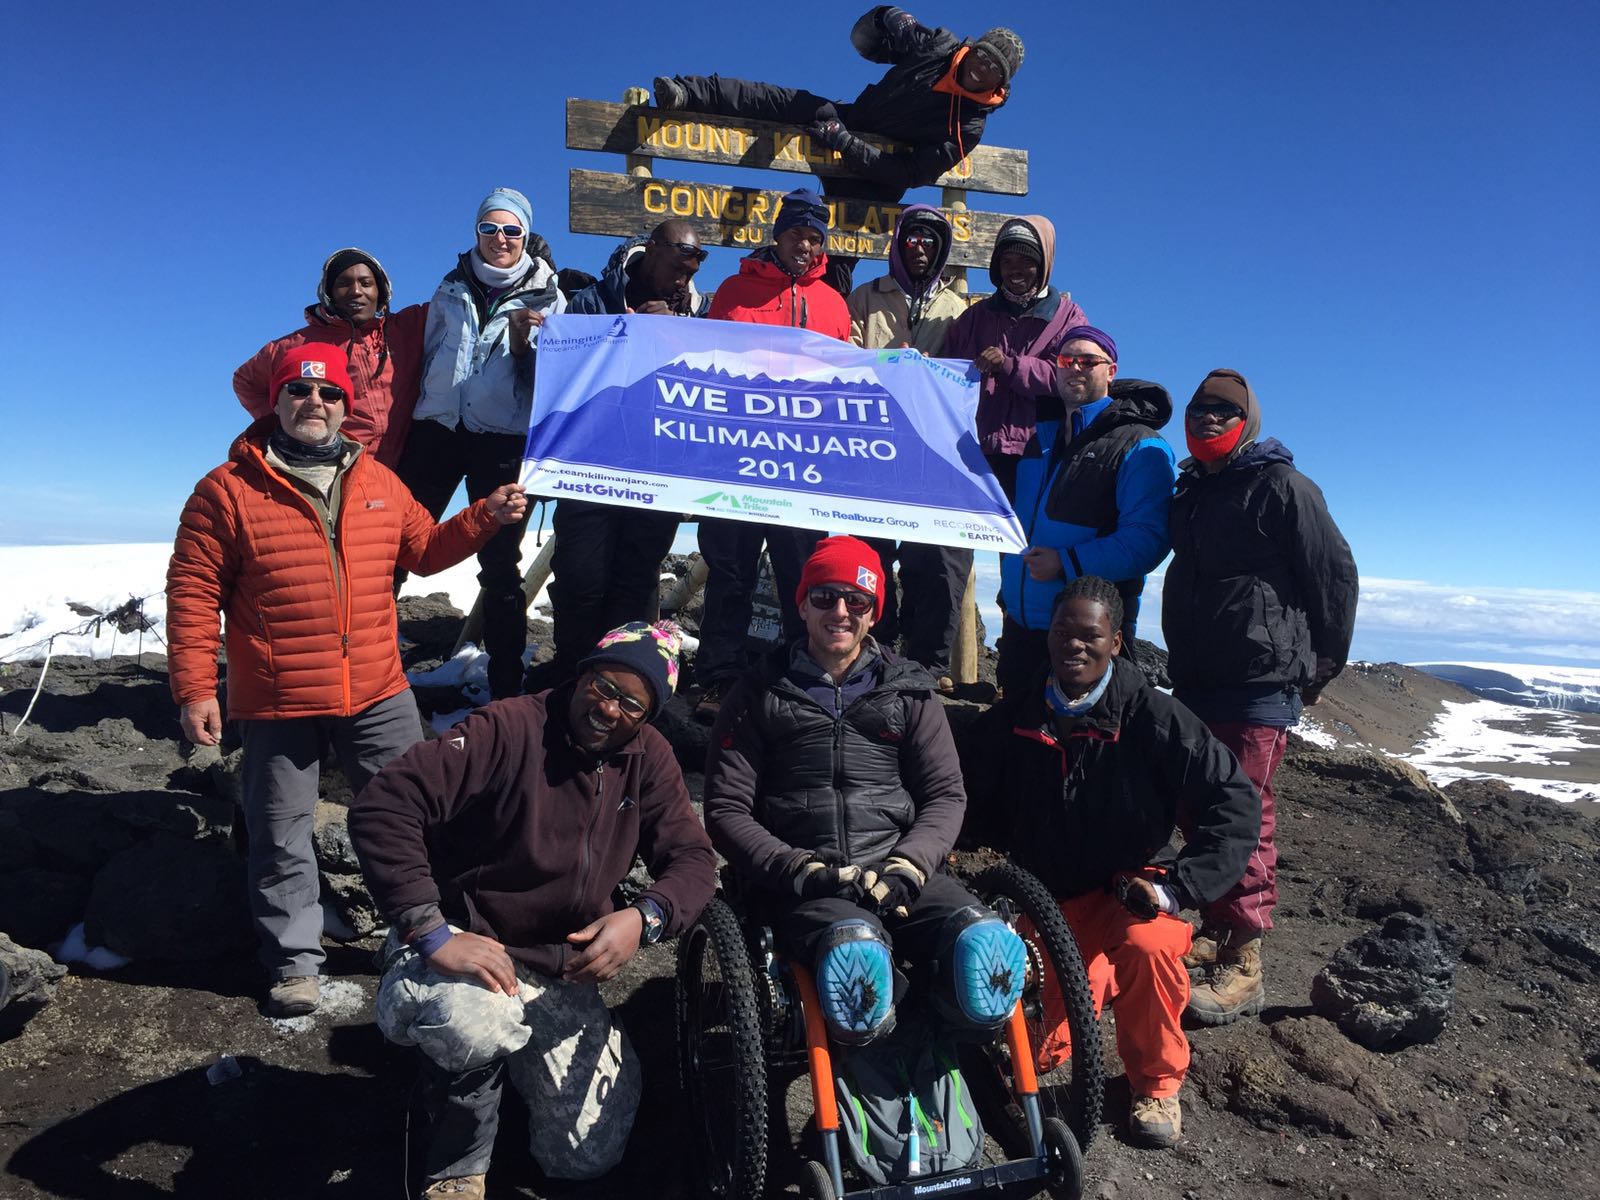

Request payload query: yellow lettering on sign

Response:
[637,116,662,144]
[696,187,725,219]
[668,186,694,216]
[862,207,883,235]
[881,205,904,230]
[951,156,974,179]
[747,193,770,225]
[725,192,747,222]
[643,182,667,213]
[950,212,973,241]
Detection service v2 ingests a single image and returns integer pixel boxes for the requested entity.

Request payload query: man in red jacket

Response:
[233,248,428,468]
[350,622,716,1195]
[168,342,526,1019]
[695,190,845,720]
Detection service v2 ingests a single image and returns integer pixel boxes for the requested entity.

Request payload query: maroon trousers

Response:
[1194,722,1287,934]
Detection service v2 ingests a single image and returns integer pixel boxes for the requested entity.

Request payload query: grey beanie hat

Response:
[972,28,1024,85]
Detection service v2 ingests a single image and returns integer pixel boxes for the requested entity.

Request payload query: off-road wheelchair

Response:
[675,861,1104,1200]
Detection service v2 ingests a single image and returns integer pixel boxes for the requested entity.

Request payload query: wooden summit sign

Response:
[567,99,1028,195]
[566,94,1029,274]
[571,169,1017,271]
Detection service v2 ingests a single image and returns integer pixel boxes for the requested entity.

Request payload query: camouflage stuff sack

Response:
[831,1018,984,1185]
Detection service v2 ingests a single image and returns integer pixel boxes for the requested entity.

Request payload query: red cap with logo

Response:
[795,535,887,621]
[268,342,356,411]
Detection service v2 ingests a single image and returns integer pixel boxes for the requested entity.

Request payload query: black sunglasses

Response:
[282,381,347,403]
[807,586,874,615]
[477,221,526,239]
[1188,401,1245,421]
[652,238,708,263]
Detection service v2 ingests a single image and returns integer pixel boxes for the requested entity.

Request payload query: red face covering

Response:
[1187,423,1246,463]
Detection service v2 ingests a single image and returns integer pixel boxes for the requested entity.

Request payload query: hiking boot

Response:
[653,75,687,109]
[694,682,727,724]
[266,975,321,1017]
[420,1176,486,1199]
[1129,1094,1182,1149]
[1182,930,1220,973]
[1186,936,1264,1026]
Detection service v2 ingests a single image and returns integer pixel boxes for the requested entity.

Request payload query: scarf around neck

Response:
[1045,661,1113,718]
[470,248,532,290]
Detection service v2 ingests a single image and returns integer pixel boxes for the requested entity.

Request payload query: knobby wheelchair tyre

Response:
[971,861,1105,1154]
[676,895,769,1200]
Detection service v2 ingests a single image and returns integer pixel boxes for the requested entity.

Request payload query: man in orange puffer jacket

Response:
[167,342,527,1018]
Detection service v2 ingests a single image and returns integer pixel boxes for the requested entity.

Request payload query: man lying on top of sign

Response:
[652,7,1023,294]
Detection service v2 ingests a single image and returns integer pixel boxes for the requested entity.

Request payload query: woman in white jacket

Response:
[400,187,567,698]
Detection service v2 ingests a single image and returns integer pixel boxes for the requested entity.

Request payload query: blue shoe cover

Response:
[817,923,894,1044]
[953,918,1027,1025]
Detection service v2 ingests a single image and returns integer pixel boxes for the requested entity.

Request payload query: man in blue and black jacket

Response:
[995,325,1176,695]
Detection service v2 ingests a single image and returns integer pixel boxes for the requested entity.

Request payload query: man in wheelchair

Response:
[964,576,1262,1150]
[704,536,1028,1047]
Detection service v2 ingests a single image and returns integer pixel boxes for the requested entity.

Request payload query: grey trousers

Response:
[237,689,423,979]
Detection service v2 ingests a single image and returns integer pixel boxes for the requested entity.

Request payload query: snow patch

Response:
[268,978,369,1034]
[1401,699,1600,802]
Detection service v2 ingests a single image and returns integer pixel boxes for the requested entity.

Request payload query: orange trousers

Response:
[1033,891,1193,1099]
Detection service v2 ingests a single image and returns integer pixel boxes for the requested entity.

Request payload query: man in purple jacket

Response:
[350,622,715,1197]
[944,216,1087,499]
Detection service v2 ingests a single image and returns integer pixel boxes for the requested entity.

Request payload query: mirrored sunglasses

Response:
[477,221,526,239]
[807,586,874,615]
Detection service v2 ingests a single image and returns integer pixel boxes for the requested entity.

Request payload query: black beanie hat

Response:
[318,247,390,316]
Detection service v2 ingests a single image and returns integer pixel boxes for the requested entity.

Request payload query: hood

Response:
[316,247,393,321]
[989,214,1056,293]
[744,245,830,286]
[598,238,707,313]
[887,204,953,295]
[1180,367,1264,469]
[1102,377,1174,429]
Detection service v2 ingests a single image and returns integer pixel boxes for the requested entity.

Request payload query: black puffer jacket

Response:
[1162,438,1358,697]
[837,6,1007,189]
[566,238,711,317]
[704,645,967,894]
[962,659,1261,907]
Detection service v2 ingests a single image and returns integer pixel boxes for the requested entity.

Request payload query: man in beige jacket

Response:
[846,205,973,691]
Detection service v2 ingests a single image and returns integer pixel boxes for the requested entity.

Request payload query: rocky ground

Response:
[2,587,1598,1199]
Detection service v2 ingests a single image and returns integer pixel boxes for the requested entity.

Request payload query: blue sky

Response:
[2,1,1596,663]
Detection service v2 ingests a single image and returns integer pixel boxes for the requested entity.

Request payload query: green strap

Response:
[935,1050,976,1131]
[850,1094,871,1154]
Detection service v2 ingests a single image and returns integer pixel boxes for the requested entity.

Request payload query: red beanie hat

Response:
[795,536,886,621]
[268,343,357,411]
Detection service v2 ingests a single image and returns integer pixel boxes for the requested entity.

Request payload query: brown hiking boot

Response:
[1187,936,1264,1026]
[1182,930,1220,973]
[421,1176,486,1199]
[265,975,321,1017]
[1129,1094,1182,1149]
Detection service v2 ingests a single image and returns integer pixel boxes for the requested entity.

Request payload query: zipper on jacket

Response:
[831,680,849,852]
[573,762,604,913]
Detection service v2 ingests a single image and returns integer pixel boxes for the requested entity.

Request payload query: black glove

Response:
[860,857,926,919]
[788,849,867,902]
[808,118,854,153]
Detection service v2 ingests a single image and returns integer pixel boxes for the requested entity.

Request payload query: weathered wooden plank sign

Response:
[570,169,1017,270]
[567,99,1029,196]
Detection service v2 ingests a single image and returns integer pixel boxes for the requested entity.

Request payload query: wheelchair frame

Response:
[675,862,1100,1200]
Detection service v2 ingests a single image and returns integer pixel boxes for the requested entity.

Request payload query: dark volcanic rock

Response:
[0,867,91,949]
[1311,912,1456,1049]
[0,931,66,1014]
[312,802,361,874]
[83,834,252,960]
